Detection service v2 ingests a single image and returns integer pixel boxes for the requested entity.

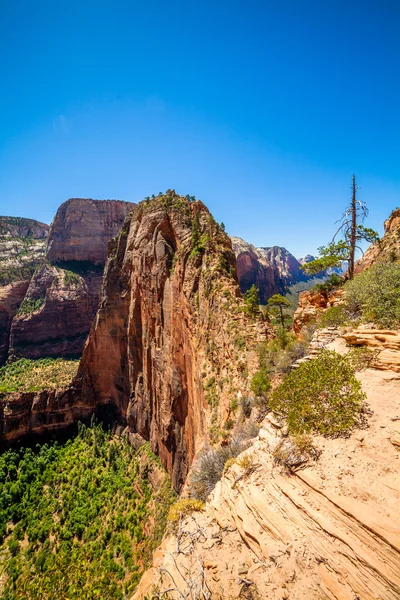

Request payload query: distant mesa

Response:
[0,199,134,365]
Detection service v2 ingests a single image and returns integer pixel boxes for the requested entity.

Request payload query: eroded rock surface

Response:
[134,359,400,600]
[77,193,270,488]
[293,288,345,335]
[7,198,134,360]
[1,193,270,489]
[231,237,307,303]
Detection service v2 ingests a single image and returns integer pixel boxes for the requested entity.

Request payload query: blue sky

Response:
[1,0,399,257]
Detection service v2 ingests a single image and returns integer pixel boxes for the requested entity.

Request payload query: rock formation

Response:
[231,237,307,303]
[1,193,270,490]
[0,216,49,286]
[5,199,133,361]
[47,198,133,265]
[293,288,345,335]
[134,336,400,600]
[76,193,270,489]
[0,217,50,363]
[355,207,400,273]
[343,326,400,372]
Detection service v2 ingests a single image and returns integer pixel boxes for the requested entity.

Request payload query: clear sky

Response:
[1,0,399,257]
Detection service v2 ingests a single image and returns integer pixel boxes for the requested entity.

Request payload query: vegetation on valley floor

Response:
[0,422,176,599]
[0,358,79,393]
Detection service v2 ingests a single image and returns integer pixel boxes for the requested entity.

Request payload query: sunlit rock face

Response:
[231,236,307,303]
[7,198,134,361]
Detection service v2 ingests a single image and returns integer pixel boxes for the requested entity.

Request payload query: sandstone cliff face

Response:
[76,193,270,489]
[0,281,30,364]
[47,198,134,265]
[134,337,400,600]
[231,237,306,303]
[6,199,133,361]
[355,207,400,273]
[293,288,345,335]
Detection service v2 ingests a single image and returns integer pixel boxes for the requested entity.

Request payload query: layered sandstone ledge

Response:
[134,345,400,600]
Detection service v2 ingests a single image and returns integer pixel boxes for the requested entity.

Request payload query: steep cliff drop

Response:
[1,193,270,489]
[76,192,270,489]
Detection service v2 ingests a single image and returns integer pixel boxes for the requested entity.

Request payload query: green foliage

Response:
[256,332,307,376]
[267,294,292,327]
[301,241,349,275]
[250,368,271,398]
[0,422,175,599]
[190,213,208,258]
[311,273,343,294]
[167,499,204,525]
[345,262,400,328]
[62,269,81,287]
[17,297,45,315]
[0,358,79,393]
[243,284,260,317]
[270,350,366,436]
[320,305,350,328]
[347,346,380,371]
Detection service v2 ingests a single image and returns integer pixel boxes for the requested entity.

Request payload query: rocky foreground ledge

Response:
[133,345,400,600]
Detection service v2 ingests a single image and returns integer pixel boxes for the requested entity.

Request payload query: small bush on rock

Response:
[167,499,204,525]
[270,350,366,437]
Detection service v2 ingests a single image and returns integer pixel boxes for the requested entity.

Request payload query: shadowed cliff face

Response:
[7,199,134,361]
[76,193,270,489]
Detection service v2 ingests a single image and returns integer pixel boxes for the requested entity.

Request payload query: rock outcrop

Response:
[293,288,345,335]
[76,193,270,489]
[6,199,134,361]
[1,193,270,489]
[134,345,400,600]
[0,281,30,364]
[231,237,307,303]
[355,207,400,273]
[343,326,400,372]
[47,198,133,265]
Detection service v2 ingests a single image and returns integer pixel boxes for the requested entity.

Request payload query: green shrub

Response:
[63,269,81,287]
[312,273,343,294]
[243,284,260,317]
[320,305,350,328]
[345,262,400,328]
[167,499,204,525]
[18,296,45,315]
[270,350,367,437]
[250,368,271,398]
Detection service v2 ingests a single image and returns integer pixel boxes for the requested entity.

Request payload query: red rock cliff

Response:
[76,193,270,489]
[8,199,134,360]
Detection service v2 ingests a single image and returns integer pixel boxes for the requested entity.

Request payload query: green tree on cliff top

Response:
[301,175,379,280]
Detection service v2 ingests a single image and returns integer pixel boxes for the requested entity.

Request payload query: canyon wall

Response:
[5,198,134,361]
[76,193,270,488]
[1,193,270,490]
[231,237,307,303]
